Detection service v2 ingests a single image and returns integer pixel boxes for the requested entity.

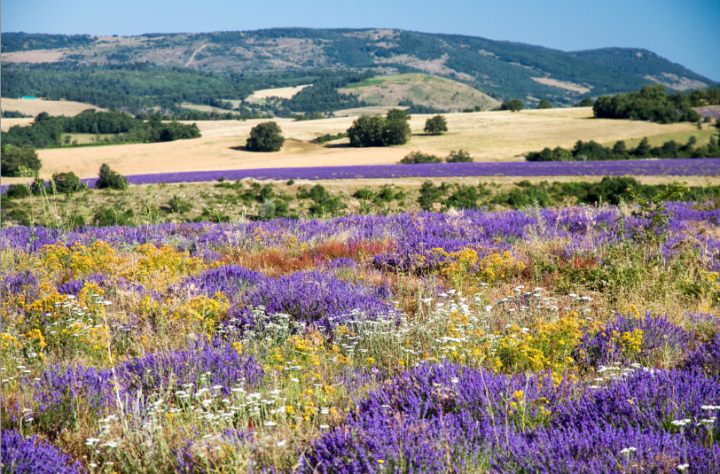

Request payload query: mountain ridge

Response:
[2,28,716,106]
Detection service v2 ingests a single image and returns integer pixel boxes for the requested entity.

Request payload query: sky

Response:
[3,0,719,81]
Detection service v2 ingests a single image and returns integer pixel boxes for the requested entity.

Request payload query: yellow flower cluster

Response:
[433,248,525,287]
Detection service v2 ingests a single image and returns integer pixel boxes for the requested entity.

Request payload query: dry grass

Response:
[1,49,66,63]
[1,98,104,117]
[1,118,34,132]
[247,85,311,100]
[530,77,591,94]
[15,108,708,179]
[338,74,499,112]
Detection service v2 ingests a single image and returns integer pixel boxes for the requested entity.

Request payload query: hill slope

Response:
[338,74,500,111]
[2,29,715,106]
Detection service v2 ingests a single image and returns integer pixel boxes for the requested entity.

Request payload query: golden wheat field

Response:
[2,98,105,118]
[7,106,710,179]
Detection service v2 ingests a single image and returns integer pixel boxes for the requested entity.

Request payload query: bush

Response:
[6,184,31,199]
[51,172,85,194]
[593,84,700,123]
[92,207,134,226]
[1,144,42,177]
[537,100,552,109]
[445,150,473,163]
[246,122,284,152]
[578,97,594,107]
[353,189,375,200]
[258,199,276,220]
[96,163,129,190]
[400,151,442,164]
[167,195,192,213]
[347,110,411,148]
[500,99,524,112]
[424,115,448,135]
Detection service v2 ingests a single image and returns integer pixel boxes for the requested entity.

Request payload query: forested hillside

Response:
[2,28,716,109]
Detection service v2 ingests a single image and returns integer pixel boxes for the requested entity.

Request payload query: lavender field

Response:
[4,159,720,195]
[2,202,720,473]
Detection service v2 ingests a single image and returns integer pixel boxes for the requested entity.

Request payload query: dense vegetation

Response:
[280,71,373,113]
[400,149,473,164]
[0,145,42,177]
[593,84,700,123]
[246,122,284,152]
[1,110,201,150]
[2,110,31,118]
[499,99,525,112]
[424,115,448,135]
[525,130,720,162]
[3,29,713,108]
[347,109,411,147]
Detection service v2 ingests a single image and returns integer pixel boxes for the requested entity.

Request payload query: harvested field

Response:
[23,108,707,179]
[1,49,66,63]
[247,85,310,101]
[1,118,34,132]
[1,98,104,117]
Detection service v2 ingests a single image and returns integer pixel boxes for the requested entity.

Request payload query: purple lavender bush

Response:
[576,312,690,369]
[1,430,85,474]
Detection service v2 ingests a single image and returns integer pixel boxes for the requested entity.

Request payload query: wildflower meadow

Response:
[2,197,720,473]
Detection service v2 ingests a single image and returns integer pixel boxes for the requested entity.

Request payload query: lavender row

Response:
[3,158,719,194]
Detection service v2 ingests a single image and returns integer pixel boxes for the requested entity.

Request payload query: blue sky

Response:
[3,0,719,81]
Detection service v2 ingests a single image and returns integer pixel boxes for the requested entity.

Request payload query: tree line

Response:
[525,125,720,162]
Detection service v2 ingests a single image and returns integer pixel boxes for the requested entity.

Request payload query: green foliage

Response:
[1,110,200,150]
[627,181,688,245]
[2,110,31,118]
[166,195,192,214]
[353,189,375,200]
[6,184,31,199]
[304,184,345,216]
[525,135,719,161]
[0,144,42,177]
[689,87,720,107]
[51,172,85,194]
[446,185,479,209]
[500,99,524,112]
[593,84,700,123]
[281,71,373,113]
[312,132,348,144]
[424,115,448,135]
[258,199,277,220]
[537,100,552,109]
[445,150,473,163]
[418,181,446,210]
[578,97,594,107]
[246,122,285,152]
[347,111,411,148]
[92,207,134,227]
[400,151,442,164]
[96,164,129,190]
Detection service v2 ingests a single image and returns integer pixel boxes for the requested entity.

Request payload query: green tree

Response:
[246,121,285,152]
[1,145,42,177]
[424,115,448,135]
[612,140,628,156]
[383,118,411,146]
[96,163,129,190]
[500,99,524,112]
[347,115,386,147]
[634,137,651,158]
[386,109,411,122]
[537,100,552,109]
[579,97,594,107]
[445,150,473,163]
[52,172,85,194]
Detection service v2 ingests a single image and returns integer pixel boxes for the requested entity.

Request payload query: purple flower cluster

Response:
[685,333,720,376]
[27,343,263,427]
[1,430,85,474]
[576,312,691,369]
[301,363,720,474]
[230,270,394,332]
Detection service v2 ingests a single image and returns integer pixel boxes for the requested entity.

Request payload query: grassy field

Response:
[1,97,104,117]
[18,107,711,180]
[338,73,499,111]
[5,174,720,228]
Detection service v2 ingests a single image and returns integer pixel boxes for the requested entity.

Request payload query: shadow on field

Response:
[322,143,353,149]
[229,145,249,151]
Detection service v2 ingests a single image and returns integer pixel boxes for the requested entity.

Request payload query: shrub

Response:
[424,115,448,135]
[96,163,128,190]
[92,207,134,226]
[537,99,552,109]
[445,149,473,163]
[578,97,594,107]
[6,184,31,199]
[258,199,276,220]
[1,144,42,177]
[500,99,524,112]
[353,189,375,200]
[167,195,192,213]
[246,121,284,152]
[51,172,85,194]
[400,151,442,164]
